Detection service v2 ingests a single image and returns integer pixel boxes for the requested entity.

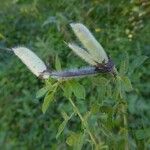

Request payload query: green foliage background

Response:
[0,0,149,149]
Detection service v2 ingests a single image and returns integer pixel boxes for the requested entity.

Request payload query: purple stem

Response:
[48,58,115,79]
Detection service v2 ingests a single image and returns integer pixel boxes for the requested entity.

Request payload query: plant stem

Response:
[68,97,98,148]
[0,47,12,52]
[123,104,129,150]
[115,73,129,150]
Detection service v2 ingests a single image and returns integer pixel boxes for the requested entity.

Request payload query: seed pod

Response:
[68,43,97,66]
[70,23,108,63]
[12,47,50,79]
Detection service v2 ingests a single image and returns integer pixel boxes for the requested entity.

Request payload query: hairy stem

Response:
[0,47,12,52]
[68,97,98,148]
[123,104,129,150]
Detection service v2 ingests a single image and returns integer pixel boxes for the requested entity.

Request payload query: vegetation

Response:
[0,0,149,149]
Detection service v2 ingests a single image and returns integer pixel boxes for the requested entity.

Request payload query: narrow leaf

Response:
[114,76,122,99]
[56,121,68,139]
[119,52,129,76]
[61,111,70,120]
[36,87,48,99]
[55,54,61,71]
[129,55,148,74]
[36,84,53,99]
[121,76,133,92]
[42,92,54,113]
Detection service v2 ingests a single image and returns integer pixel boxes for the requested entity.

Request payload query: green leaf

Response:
[62,81,73,98]
[70,80,85,99]
[93,77,108,100]
[129,55,148,74]
[83,111,91,123]
[55,54,61,71]
[92,77,108,86]
[66,132,78,146]
[114,76,122,99]
[106,84,112,98]
[135,128,150,140]
[119,52,129,76]
[66,135,75,146]
[56,120,68,139]
[61,111,70,120]
[42,92,54,113]
[66,132,85,150]
[36,84,53,99]
[56,112,74,139]
[133,55,148,68]
[36,87,48,99]
[73,133,85,150]
[90,103,99,114]
[121,76,133,92]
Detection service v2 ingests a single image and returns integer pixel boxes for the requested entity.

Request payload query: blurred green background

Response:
[0,0,149,149]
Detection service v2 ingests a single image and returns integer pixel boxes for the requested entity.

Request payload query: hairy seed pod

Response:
[12,47,50,79]
[68,43,97,66]
[70,23,108,63]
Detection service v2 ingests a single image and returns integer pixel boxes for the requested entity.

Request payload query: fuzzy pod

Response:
[68,43,97,66]
[12,47,50,79]
[70,23,108,63]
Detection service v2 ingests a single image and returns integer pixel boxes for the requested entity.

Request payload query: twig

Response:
[68,97,98,148]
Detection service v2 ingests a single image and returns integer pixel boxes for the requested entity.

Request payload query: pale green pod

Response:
[68,43,97,66]
[12,47,49,79]
[70,23,108,63]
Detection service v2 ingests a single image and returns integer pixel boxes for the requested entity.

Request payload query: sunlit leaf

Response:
[36,84,53,99]
[56,120,68,139]
[66,134,76,146]
[70,80,85,99]
[56,112,74,139]
[36,87,48,99]
[42,92,54,113]
[62,81,73,98]
[73,132,85,150]
[66,132,85,149]
[61,111,70,120]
